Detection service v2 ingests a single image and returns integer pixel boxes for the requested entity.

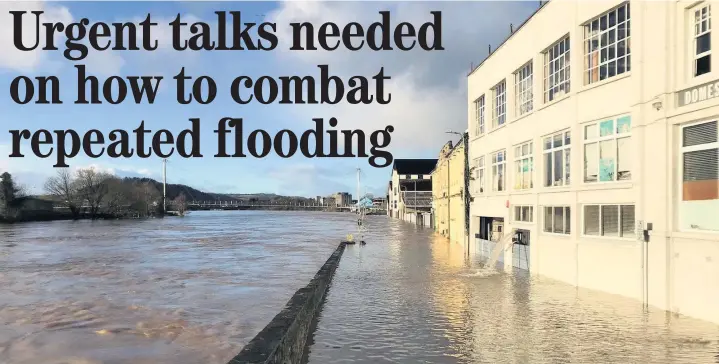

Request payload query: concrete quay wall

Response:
[227,242,347,364]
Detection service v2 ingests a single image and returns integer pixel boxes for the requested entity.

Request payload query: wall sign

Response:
[678,80,719,107]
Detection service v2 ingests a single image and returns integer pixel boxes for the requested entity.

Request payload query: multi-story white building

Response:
[468,0,719,324]
[387,159,437,224]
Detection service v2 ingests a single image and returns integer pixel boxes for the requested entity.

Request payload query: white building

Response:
[468,0,719,324]
[387,159,437,224]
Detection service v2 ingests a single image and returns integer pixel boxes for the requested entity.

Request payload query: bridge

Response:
[189,200,353,211]
[187,201,388,214]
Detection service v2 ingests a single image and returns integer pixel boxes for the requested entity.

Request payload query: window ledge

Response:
[511,189,535,195]
[540,232,572,238]
[541,185,572,192]
[578,235,639,245]
[578,72,632,94]
[511,110,534,124]
[513,221,535,225]
[578,180,633,191]
[469,133,485,142]
[537,93,571,112]
[487,123,507,135]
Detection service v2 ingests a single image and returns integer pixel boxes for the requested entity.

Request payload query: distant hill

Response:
[121,178,315,203]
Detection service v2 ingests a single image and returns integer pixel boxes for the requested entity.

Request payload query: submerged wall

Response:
[227,242,347,364]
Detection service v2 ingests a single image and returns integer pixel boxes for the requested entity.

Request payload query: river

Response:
[1,211,718,364]
[0,211,355,364]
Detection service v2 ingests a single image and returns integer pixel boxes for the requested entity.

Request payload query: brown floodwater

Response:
[2,211,719,364]
[0,211,356,364]
[307,218,719,363]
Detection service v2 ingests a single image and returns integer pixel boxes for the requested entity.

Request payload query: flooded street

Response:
[0,211,356,364]
[1,211,718,364]
[308,218,719,363]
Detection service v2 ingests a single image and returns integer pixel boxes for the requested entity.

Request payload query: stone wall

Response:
[226,242,347,364]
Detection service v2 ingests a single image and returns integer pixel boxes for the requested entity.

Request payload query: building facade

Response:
[387,159,437,224]
[333,192,352,207]
[431,139,467,244]
[468,0,719,324]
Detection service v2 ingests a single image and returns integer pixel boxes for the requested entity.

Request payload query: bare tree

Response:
[103,177,132,217]
[75,167,112,219]
[133,181,160,217]
[173,193,187,216]
[44,169,81,219]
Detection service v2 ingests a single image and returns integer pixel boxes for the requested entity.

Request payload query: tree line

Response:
[0,168,189,222]
[42,167,188,219]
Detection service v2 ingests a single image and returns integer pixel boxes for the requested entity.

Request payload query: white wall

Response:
[468,0,719,324]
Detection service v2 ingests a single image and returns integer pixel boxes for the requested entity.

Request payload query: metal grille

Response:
[683,148,719,181]
[683,121,717,147]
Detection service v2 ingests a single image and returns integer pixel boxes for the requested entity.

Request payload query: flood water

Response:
[1,211,718,364]
[0,211,356,364]
[307,217,719,363]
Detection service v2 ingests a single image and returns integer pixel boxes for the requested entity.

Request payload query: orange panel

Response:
[683,180,719,201]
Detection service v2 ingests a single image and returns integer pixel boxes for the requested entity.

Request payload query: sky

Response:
[0,1,539,198]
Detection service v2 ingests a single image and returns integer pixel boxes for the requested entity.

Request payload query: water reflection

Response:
[307,219,719,363]
[0,211,359,364]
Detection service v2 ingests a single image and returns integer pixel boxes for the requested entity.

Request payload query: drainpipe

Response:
[447,156,451,242]
[463,132,470,257]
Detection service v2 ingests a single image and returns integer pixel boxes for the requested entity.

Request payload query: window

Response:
[474,156,485,194]
[544,130,571,187]
[543,206,570,234]
[492,80,506,128]
[514,205,534,223]
[584,2,631,84]
[680,120,719,231]
[474,95,485,136]
[544,36,571,102]
[583,204,635,238]
[583,115,631,182]
[515,62,533,116]
[491,150,506,192]
[514,141,533,189]
[693,4,712,77]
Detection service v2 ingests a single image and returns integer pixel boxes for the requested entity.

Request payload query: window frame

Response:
[544,35,571,102]
[543,130,571,187]
[492,80,507,128]
[582,115,632,184]
[678,119,719,232]
[514,140,534,190]
[691,3,712,78]
[513,205,534,223]
[514,61,534,116]
[491,149,507,192]
[583,2,631,85]
[474,95,485,137]
[581,203,636,239]
[542,206,571,235]
[474,156,486,194]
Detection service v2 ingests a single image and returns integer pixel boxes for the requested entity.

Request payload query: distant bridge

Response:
[188,200,354,211]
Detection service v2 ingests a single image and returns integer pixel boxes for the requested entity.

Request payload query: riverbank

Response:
[0,211,182,224]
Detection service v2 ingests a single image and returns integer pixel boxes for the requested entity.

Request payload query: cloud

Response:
[0,1,124,76]
[265,1,539,152]
[0,1,72,72]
